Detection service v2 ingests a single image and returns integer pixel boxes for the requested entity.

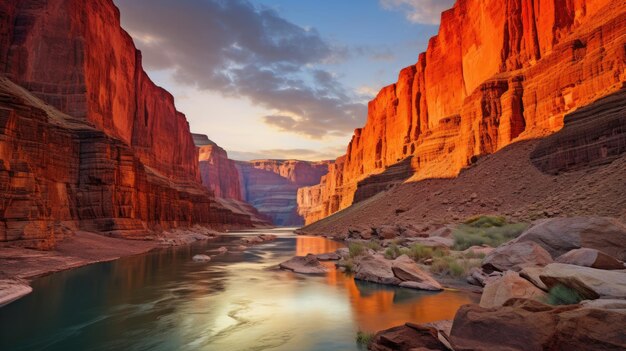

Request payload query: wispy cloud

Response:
[229,146,346,161]
[380,0,454,24]
[115,0,366,139]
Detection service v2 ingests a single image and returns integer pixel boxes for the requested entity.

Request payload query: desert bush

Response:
[384,243,402,259]
[453,216,528,250]
[546,284,584,305]
[462,250,487,259]
[355,331,375,348]
[364,241,382,251]
[349,243,366,258]
[430,256,480,278]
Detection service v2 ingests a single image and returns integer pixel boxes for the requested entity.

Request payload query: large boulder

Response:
[556,248,624,270]
[279,254,328,274]
[482,241,553,273]
[392,255,443,291]
[539,263,626,299]
[480,271,548,308]
[450,299,626,351]
[514,217,626,260]
[354,255,401,285]
[375,225,400,240]
[370,323,449,351]
[192,254,211,262]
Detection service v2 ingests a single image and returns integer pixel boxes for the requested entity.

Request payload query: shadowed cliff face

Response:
[298,0,626,225]
[236,160,331,226]
[0,0,266,248]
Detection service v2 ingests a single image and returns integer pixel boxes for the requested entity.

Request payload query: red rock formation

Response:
[0,0,264,248]
[299,0,626,224]
[194,134,243,200]
[237,160,331,226]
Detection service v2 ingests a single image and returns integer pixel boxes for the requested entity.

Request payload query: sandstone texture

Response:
[237,160,330,226]
[0,0,263,248]
[298,0,626,225]
[279,254,328,274]
[450,299,626,351]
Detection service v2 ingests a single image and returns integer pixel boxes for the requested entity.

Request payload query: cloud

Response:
[114,0,365,138]
[229,146,346,161]
[380,0,455,24]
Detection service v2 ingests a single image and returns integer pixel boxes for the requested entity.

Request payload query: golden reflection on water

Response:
[295,236,477,332]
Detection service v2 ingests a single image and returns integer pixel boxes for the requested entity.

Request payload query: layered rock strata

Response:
[236,160,330,226]
[298,0,626,224]
[0,0,263,248]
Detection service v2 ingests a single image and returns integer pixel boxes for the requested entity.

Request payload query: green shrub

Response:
[343,259,355,274]
[364,241,382,252]
[430,256,480,278]
[384,243,402,259]
[463,250,487,259]
[464,215,507,228]
[349,243,366,258]
[546,284,584,305]
[453,216,528,251]
[355,331,375,347]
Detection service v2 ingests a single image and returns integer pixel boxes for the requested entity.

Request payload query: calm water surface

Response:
[0,228,477,350]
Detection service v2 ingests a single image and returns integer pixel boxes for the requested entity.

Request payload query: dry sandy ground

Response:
[300,140,626,236]
[0,232,158,306]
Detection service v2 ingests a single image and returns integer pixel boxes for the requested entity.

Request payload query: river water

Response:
[0,228,477,351]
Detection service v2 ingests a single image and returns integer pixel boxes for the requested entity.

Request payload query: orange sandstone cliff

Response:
[0,0,264,248]
[298,0,626,224]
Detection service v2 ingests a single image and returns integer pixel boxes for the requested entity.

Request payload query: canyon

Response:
[298,0,626,225]
[0,0,269,250]
[193,134,330,226]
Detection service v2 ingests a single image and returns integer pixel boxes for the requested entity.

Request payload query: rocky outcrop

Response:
[0,0,262,248]
[279,254,328,274]
[480,271,547,308]
[450,298,626,351]
[194,134,242,201]
[298,0,626,224]
[237,160,330,226]
[513,217,626,260]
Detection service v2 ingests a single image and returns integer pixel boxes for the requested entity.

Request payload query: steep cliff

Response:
[237,160,331,226]
[0,0,261,248]
[194,134,243,200]
[298,0,626,224]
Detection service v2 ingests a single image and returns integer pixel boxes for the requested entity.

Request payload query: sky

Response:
[113,0,453,161]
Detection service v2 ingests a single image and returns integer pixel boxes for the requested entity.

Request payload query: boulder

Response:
[514,217,626,260]
[392,255,443,291]
[480,271,548,308]
[482,241,553,273]
[192,254,211,262]
[556,248,624,270]
[539,263,626,299]
[519,266,549,291]
[450,299,626,351]
[354,255,401,285]
[376,225,400,240]
[370,323,449,351]
[315,252,341,261]
[279,254,328,274]
[466,267,502,287]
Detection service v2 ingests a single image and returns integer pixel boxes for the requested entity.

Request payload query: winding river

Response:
[0,228,477,351]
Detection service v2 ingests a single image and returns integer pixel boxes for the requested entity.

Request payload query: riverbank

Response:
[0,228,229,307]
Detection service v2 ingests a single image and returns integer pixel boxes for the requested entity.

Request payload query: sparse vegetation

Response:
[546,284,584,305]
[384,243,402,259]
[343,259,355,274]
[406,244,447,262]
[349,243,366,258]
[462,250,487,259]
[453,215,528,250]
[364,241,382,251]
[430,256,481,278]
[355,331,375,348]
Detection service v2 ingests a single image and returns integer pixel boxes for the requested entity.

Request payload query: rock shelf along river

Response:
[0,228,477,351]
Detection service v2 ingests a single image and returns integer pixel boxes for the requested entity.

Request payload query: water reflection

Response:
[0,230,477,351]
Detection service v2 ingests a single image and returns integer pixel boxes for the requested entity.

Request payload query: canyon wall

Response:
[194,134,243,201]
[0,0,262,248]
[237,160,331,226]
[298,0,626,224]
